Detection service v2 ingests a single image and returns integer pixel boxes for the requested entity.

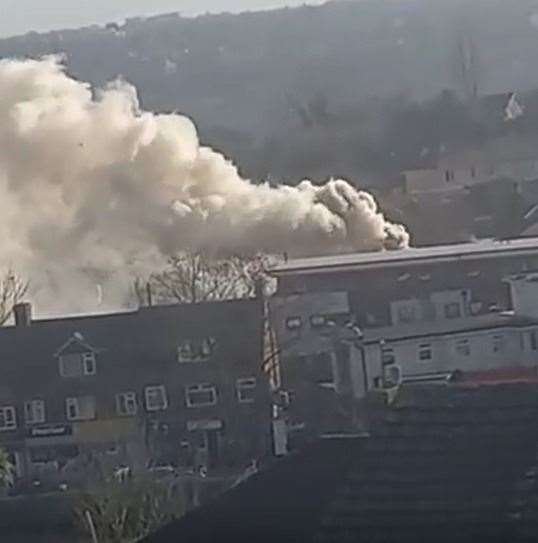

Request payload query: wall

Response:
[362,323,538,385]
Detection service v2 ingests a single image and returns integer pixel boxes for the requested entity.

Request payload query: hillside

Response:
[2,0,538,182]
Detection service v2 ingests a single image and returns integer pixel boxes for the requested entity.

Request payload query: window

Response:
[144,386,168,411]
[531,331,538,351]
[492,335,505,354]
[309,315,327,328]
[311,352,336,387]
[455,339,471,356]
[24,399,45,425]
[286,317,302,331]
[471,166,477,178]
[177,337,216,362]
[418,343,432,362]
[59,352,96,377]
[0,406,16,431]
[397,305,417,324]
[236,378,257,403]
[186,384,217,408]
[445,169,455,182]
[116,392,137,416]
[82,352,96,375]
[444,302,462,319]
[381,346,395,365]
[65,396,96,421]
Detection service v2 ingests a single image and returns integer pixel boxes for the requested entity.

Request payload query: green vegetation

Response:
[0,448,14,489]
[74,476,184,543]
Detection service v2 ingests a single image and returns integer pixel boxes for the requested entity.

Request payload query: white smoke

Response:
[0,56,409,315]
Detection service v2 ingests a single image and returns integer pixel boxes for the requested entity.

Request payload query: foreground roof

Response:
[141,382,538,543]
[273,237,538,275]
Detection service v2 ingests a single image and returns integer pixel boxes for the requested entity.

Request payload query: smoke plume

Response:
[0,56,409,315]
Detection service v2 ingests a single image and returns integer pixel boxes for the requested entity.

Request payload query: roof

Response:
[0,299,262,390]
[273,237,538,275]
[141,382,538,543]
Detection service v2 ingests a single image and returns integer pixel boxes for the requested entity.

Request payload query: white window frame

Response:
[418,343,433,362]
[0,406,16,431]
[455,339,471,357]
[65,396,96,421]
[177,337,216,363]
[144,385,168,412]
[286,316,303,331]
[185,384,217,408]
[82,352,96,375]
[309,315,327,328]
[24,399,45,425]
[492,334,505,354]
[115,392,138,416]
[444,302,462,319]
[381,346,395,366]
[236,378,257,404]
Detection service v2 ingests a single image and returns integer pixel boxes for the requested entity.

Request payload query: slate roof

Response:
[0,299,262,399]
[141,381,538,543]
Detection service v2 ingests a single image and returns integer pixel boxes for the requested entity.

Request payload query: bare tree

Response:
[0,269,29,325]
[135,252,279,306]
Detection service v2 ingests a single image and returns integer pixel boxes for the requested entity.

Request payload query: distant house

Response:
[402,93,538,194]
[0,299,270,490]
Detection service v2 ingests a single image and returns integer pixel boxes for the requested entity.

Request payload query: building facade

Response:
[0,300,270,491]
[269,239,538,449]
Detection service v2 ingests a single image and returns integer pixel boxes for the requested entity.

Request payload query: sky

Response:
[0,0,327,37]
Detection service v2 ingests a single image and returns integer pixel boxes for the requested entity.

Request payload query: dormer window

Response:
[59,352,96,377]
[309,315,327,328]
[177,337,216,363]
[286,317,302,331]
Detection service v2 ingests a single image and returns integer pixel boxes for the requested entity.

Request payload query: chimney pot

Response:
[13,303,32,327]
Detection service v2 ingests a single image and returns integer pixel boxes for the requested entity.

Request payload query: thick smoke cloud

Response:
[0,56,409,315]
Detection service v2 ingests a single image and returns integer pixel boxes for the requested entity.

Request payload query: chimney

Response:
[13,302,32,327]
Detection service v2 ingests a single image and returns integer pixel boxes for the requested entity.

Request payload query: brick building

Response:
[0,299,270,490]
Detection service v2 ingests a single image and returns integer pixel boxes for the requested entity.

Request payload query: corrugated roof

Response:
[273,237,538,275]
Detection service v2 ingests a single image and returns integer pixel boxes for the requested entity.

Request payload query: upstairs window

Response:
[311,352,336,387]
[286,317,303,331]
[531,331,538,351]
[144,386,168,412]
[236,378,257,403]
[0,406,16,431]
[66,396,96,421]
[24,399,45,425]
[397,305,417,324]
[418,343,433,362]
[309,315,327,328]
[492,335,505,354]
[186,384,217,408]
[177,337,216,363]
[444,302,462,319]
[59,352,96,377]
[455,339,471,357]
[381,347,396,365]
[116,392,137,416]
